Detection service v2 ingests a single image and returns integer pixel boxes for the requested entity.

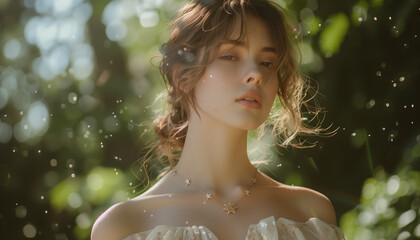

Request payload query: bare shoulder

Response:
[91,198,148,240]
[275,184,338,225]
[91,201,131,240]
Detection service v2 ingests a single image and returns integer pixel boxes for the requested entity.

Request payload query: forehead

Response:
[224,14,275,48]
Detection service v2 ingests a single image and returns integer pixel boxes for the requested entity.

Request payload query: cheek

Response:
[267,78,279,99]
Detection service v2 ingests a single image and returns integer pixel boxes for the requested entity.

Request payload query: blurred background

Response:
[0,0,419,239]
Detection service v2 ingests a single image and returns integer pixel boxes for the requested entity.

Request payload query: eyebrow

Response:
[220,39,276,53]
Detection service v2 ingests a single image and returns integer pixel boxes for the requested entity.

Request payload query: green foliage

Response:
[319,13,350,57]
[341,167,420,239]
[50,167,128,212]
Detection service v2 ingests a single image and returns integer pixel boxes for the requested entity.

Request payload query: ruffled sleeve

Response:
[122,225,218,240]
[246,216,345,240]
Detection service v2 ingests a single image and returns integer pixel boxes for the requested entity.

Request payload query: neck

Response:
[174,112,256,194]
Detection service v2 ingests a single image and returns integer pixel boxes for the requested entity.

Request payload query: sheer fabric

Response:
[122,215,345,240]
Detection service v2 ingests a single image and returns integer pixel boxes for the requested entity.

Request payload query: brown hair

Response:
[135,0,332,189]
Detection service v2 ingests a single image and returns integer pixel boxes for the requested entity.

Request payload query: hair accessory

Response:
[169,167,258,215]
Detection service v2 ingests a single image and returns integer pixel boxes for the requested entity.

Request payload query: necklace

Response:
[169,167,258,215]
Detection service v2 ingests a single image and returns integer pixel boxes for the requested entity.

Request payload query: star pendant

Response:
[185,178,191,186]
[205,193,212,200]
[223,202,238,215]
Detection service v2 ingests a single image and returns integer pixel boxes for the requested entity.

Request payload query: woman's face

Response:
[192,15,279,130]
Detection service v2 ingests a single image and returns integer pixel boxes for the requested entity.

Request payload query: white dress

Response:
[122,215,346,240]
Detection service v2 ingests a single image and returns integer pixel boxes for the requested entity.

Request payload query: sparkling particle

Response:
[40,195,44,200]
[393,83,397,87]
[358,17,363,22]
[150,214,154,217]
[351,133,356,136]
[411,104,414,108]
[382,127,386,131]
[376,71,382,77]
[69,164,73,168]
[37,149,41,153]
[68,92,78,104]
[277,163,282,167]
[389,16,392,20]
[366,99,376,109]
[399,76,405,82]
[385,103,390,107]
[374,17,377,21]
[71,173,75,178]
[185,221,189,224]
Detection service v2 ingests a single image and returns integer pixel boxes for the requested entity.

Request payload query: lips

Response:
[235,91,262,109]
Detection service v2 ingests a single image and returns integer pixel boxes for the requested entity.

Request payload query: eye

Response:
[261,62,273,68]
[220,55,237,61]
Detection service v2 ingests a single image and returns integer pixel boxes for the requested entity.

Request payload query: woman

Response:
[92,0,345,239]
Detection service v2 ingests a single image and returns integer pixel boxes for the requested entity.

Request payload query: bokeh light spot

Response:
[22,223,37,238]
[75,213,91,229]
[398,209,416,228]
[87,173,104,191]
[3,39,22,59]
[67,192,82,208]
[140,10,159,28]
[15,205,27,218]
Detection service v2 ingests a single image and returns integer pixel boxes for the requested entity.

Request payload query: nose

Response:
[243,64,263,87]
